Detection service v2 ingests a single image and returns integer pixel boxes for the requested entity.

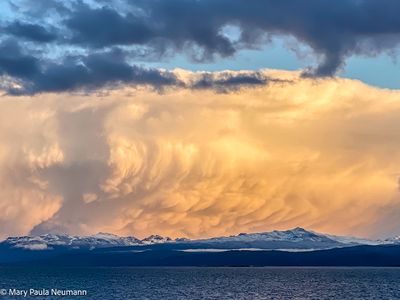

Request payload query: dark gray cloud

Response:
[5,21,57,43]
[64,0,236,61]
[61,0,400,75]
[0,39,269,95]
[1,0,400,94]
[0,40,40,78]
[0,42,181,95]
[192,72,270,92]
[26,50,182,94]
[65,4,154,48]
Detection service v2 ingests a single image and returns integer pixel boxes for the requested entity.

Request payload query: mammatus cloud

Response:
[1,0,400,93]
[0,70,400,240]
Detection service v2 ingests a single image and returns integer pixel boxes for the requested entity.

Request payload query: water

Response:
[0,267,399,299]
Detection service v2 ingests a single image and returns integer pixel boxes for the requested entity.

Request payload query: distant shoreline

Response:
[2,245,400,268]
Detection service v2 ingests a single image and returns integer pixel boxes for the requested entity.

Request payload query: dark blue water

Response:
[0,267,399,299]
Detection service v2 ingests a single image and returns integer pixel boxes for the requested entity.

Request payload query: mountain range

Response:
[1,228,400,266]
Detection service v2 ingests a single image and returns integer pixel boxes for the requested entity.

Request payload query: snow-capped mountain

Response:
[2,228,400,267]
[2,232,142,250]
[0,228,391,252]
[185,227,372,251]
[203,227,332,243]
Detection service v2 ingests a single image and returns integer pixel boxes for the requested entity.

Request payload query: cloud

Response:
[1,70,400,240]
[4,21,57,43]
[1,0,400,94]
[190,71,273,92]
[65,4,155,48]
[0,39,40,79]
[0,44,181,95]
[0,40,275,94]
[0,98,63,237]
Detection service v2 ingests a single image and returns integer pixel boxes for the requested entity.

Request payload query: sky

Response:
[1,0,400,240]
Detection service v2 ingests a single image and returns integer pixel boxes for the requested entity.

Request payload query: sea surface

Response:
[0,267,399,299]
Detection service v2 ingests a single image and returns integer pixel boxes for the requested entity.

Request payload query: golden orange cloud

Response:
[1,70,400,239]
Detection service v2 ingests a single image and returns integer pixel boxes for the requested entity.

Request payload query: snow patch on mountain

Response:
[382,236,400,244]
[321,233,380,246]
[13,242,50,251]
[141,235,172,244]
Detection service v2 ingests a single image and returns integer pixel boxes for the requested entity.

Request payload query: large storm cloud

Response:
[1,0,400,94]
[0,70,400,240]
